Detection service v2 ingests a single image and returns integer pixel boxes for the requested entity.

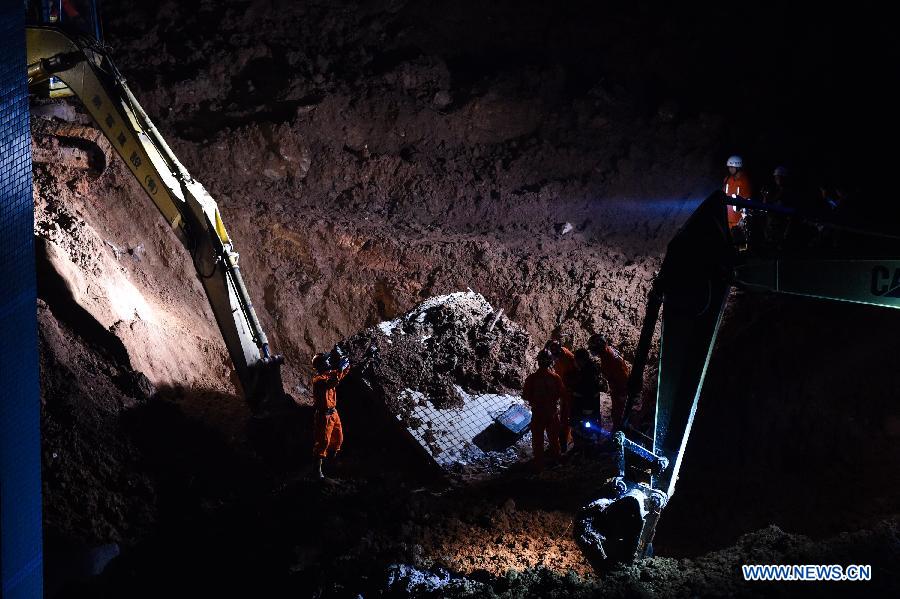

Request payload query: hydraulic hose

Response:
[227,256,270,357]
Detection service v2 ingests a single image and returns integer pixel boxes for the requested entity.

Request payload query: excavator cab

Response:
[27,0,103,98]
[29,0,102,39]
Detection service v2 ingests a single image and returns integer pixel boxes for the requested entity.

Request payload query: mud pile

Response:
[337,291,534,477]
[382,520,900,597]
[343,290,531,406]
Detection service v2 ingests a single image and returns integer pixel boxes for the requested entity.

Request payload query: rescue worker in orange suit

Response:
[588,334,632,431]
[723,155,753,229]
[545,339,577,452]
[523,349,564,471]
[312,350,350,479]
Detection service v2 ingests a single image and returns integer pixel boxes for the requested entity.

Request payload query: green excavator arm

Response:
[577,191,900,564]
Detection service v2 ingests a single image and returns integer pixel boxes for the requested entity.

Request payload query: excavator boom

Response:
[26,25,285,409]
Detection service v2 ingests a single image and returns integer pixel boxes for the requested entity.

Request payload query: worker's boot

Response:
[316,458,325,479]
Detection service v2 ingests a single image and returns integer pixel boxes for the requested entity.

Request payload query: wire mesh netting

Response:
[0,3,43,597]
[396,386,533,478]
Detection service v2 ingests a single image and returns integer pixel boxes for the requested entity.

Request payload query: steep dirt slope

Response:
[93,0,721,392]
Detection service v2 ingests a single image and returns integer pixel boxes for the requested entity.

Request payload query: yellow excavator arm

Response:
[26,26,285,409]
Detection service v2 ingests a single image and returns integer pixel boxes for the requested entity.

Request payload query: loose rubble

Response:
[339,291,534,478]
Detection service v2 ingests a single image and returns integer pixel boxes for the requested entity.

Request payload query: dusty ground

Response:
[32,0,900,596]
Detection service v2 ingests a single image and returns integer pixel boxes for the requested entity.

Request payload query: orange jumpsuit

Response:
[553,347,577,448]
[723,172,753,227]
[599,345,631,430]
[523,367,564,469]
[312,367,349,458]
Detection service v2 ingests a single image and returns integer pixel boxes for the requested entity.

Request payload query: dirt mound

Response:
[32,128,236,396]
[382,518,900,597]
[38,298,156,547]
[342,290,530,407]
[332,291,533,476]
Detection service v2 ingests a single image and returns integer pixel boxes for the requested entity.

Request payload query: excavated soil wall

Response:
[33,1,900,596]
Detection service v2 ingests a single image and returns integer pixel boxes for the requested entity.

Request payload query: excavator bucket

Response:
[246,355,289,412]
[576,480,666,564]
[575,430,670,564]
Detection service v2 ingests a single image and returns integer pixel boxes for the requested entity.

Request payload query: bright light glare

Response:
[106,279,155,322]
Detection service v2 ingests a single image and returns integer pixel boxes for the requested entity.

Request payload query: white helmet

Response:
[726,155,743,168]
[773,165,788,177]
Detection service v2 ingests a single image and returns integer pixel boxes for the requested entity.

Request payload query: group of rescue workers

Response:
[721,154,854,250]
[307,334,635,478]
[305,154,850,479]
[523,335,633,472]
